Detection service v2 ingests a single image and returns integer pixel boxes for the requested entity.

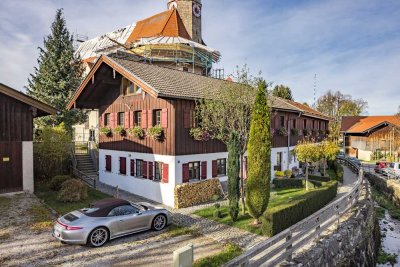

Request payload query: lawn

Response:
[194,187,318,235]
[35,180,112,215]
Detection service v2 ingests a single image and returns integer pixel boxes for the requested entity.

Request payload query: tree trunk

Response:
[240,153,246,215]
[305,162,309,191]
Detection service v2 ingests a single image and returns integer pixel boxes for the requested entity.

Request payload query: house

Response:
[0,83,57,194]
[71,0,219,143]
[341,116,400,161]
[67,54,330,207]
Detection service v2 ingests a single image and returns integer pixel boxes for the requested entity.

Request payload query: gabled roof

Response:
[67,55,330,122]
[341,116,400,134]
[126,9,191,43]
[0,83,57,117]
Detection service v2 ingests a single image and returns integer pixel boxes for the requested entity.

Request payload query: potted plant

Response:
[148,125,164,141]
[278,127,288,136]
[303,128,309,136]
[274,171,285,178]
[189,127,210,141]
[114,126,126,137]
[100,127,112,137]
[128,126,145,139]
[325,129,330,135]
[318,129,325,135]
[290,128,299,136]
[312,129,318,135]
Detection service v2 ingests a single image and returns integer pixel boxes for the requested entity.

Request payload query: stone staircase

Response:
[75,154,98,182]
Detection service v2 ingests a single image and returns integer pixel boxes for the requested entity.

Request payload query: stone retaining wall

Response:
[366,172,400,206]
[285,184,380,267]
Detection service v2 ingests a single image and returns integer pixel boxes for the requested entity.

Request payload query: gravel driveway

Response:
[0,193,222,267]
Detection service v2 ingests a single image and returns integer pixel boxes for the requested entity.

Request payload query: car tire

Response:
[152,214,167,231]
[87,227,109,248]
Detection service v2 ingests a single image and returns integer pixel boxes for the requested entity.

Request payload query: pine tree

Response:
[228,132,240,221]
[246,79,271,224]
[26,9,86,133]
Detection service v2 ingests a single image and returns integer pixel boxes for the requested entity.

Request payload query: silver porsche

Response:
[52,198,172,247]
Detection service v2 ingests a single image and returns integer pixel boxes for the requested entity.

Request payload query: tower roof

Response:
[127,8,191,43]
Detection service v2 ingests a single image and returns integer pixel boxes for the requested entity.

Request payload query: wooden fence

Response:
[224,159,364,267]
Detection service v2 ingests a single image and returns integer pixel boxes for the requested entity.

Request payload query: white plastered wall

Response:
[358,149,373,161]
[270,146,299,179]
[22,141,34,193]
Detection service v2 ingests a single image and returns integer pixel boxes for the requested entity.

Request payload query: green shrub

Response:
[329,161,344,183]
[100,127,112,137]
[114,126,126,136]
[284,169,292,178]
[148,125,164,141]
[273,178,303,189]
[308,175,331,182]
[262,181,338,236]
[128,127,144,139]
[213,209,222,219]
[57,179,88,202]
[49,175,72,191]
[307,180,323,188]
[274,171,285,178]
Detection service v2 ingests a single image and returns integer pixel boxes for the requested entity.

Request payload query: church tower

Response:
[168,0,203,44]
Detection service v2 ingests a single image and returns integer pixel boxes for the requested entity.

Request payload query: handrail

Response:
[224,158,364,267]
[70,141,96,188]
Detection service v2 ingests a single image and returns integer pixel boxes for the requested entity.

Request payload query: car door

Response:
[114,205,149,235]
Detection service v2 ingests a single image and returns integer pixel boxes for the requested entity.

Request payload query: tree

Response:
[316,90,368,144]
[272,84,293,100]
[196,65,259,215]
[26,9,86,134]
[320,140,340,176]
[246,79,271,225]
[294,141,321,191]
[228,132,240,221]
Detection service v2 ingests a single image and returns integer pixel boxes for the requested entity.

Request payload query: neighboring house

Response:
[67,55,330,207]
[0,83,57,194]
[341,116,400,161]
[72,0,219,143]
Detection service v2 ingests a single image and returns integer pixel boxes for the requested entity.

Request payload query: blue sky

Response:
[0,0,399,115]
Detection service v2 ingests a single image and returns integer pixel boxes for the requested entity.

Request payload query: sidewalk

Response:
[336,165,359,199]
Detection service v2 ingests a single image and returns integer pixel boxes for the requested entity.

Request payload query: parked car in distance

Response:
[348,157,361,167]
[386,162,400,178]
[53,198,172,247]
[337,152,345,159]
[374,161,390,174]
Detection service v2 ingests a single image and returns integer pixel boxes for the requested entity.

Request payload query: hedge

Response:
[328,160,344,183]
[262,181,338,236]
[273,178,303,189]
[174,179,221,208]
[308,175,331,182]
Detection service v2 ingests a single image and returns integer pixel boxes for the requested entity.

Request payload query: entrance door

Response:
[0,142,23,194]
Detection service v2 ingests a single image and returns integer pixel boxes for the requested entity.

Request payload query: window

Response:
[303,119,307,129]
[123,78,142,95]
[190,110,202,127]
[119,157,126,175]
[134,111,142,126]
[105,155,112,172]
[217,158,226,176]
[277,152,282,166]
[292,119,296,128]
[108,205,139,216]
[154,162,163,181]
[153,109,161,126]
[319,121,321,130]
[104,113,110,126]
[312,120,315,128]
[280,116,285,127]
[188,161,201,180]
[136,160,143,177]
[117,112,124,126]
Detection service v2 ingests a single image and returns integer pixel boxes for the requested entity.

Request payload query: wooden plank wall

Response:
[0,93,33,142]
[0,142,23,193]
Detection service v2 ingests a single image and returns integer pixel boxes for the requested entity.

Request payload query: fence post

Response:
[285,233,293,262]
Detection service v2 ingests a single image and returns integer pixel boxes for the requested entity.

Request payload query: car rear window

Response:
[63,213,79,222]
[80,207,100,215]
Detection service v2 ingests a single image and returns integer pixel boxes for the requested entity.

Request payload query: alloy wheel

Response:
[90,227,108,247]
[153,215,166,231]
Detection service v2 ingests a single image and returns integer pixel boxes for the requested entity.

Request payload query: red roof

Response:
[341,116,400,133]
[126,9,191,43]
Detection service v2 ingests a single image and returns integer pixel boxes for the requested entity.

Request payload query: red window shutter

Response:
[148,162,154,180]
[201,161,207,179]
[212,160,218,177]
[119,157,126,175]
[162,164,169,183]
[161,108,168,128]
[105,155,111,171]
[183,109,190,129]
[124,112,130,128]
[182,163,189,183]
[101,114,105,127]
[141,110,148,128]
[130,159,135,176]
[112,113,118,128]
[129,111,134,128]
[148,110,153,127]
[143,161,148,178]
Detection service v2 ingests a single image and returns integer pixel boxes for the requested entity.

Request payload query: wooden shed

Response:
[0,83,57,194]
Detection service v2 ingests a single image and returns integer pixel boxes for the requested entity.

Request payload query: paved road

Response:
[336,164,359,199]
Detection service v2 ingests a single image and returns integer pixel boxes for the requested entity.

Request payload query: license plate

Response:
[53,229,61,238]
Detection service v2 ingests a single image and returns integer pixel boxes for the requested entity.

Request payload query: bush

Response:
[114,126,126,136]
[100,127,112,137]
[273,178,303,189]
[284,169,292,178]
[274,171,285,178]
[148,125,164,141]
[49,175,72,191]
[213,209,222,219]
[329,161,344,183]
[128,127,144,139]
[57,179,88,202]
[308,175,331,182]
[262,181,338,236]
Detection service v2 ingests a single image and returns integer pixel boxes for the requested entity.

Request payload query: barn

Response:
[0,83,57,194]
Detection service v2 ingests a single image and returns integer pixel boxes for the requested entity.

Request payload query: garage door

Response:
[0,142,22,194]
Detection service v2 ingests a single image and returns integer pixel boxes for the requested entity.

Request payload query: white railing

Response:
[224,159,365,267]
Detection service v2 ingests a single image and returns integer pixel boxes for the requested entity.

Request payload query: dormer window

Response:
[122,78,142,95]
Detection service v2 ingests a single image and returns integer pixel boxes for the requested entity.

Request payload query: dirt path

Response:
[0,193,223,267]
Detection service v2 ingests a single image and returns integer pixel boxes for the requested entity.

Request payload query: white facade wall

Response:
[73,110,99,142]
[271,146,299,178]
[358,149,373,161]
[22,141,34,193]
